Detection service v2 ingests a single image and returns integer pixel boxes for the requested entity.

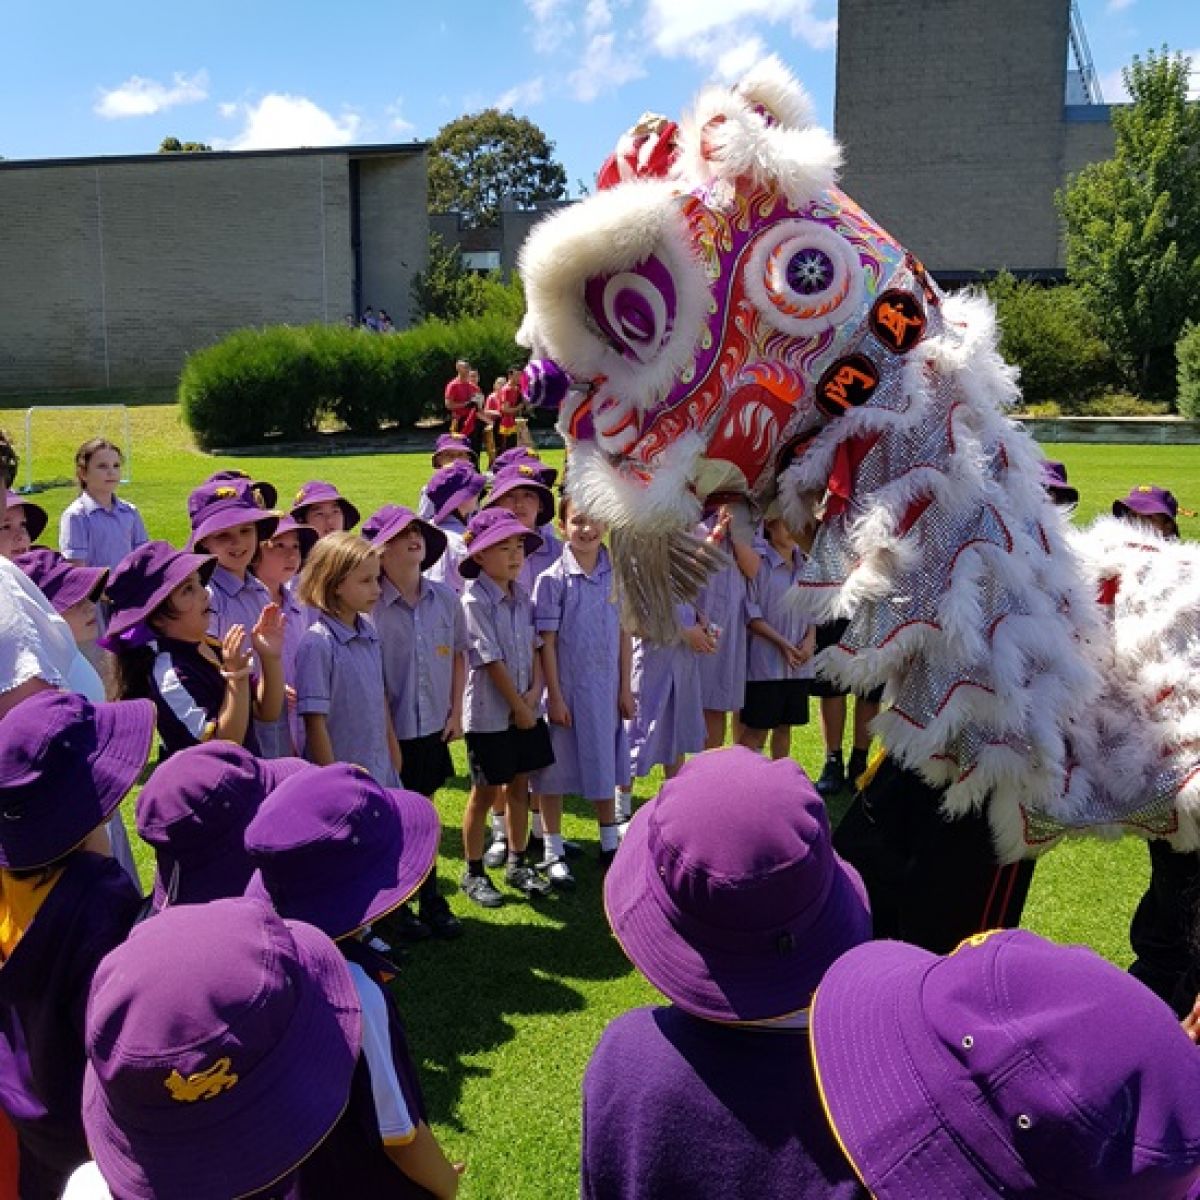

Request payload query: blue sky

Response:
[2,0,1196,191]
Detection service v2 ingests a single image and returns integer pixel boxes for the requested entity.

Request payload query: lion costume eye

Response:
[746,219,863,338]
[583,254,677,364]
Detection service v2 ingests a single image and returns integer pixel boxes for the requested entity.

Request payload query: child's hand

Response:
[785,642,810,670]
[1182,994,1200,1044]
[513,700,537,731]
[442,712,463,742]
[548,695,572,727]
[252,604,285,660]
[285,684,297,707]
[682,623,717,655]
[222,625,252,675]
[619,687,636,721]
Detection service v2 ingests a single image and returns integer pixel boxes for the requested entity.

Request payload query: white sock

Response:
[600,824,620,851]
[531,812,545,838]
[491,812,506,837]
[545,833,565,861]
[615,788,632,822]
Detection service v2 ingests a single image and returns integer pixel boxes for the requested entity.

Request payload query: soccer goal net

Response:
[19,404,132,494]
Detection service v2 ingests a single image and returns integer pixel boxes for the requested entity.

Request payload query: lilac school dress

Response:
[425,514,468,596]
[530,545,630,799]
[519,524,563,594]
[694,524,749,714]
[627,603,706,778]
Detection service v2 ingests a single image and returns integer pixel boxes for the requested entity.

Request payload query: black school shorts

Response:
[398,731,455,798]
[740,679,811,731]
[465,720,554,787]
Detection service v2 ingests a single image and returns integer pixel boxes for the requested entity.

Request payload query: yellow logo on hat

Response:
[1137,485,1153,493]
[165,1057,239,1103]
[294,487,307,505]
[213,486,237,500]
[951,929,1003,956]
[519,465,536,477]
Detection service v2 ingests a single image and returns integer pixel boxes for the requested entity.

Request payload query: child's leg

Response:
[464,784,503,862]
[737,723,768,752]
[819,694,847,754]
[540,792,564,850]
[703,709,727,750]
[849,696,880,785]
[664,756,686,779]
[505,775,531,855]
[769,725,791,760]
[592,796,622,865]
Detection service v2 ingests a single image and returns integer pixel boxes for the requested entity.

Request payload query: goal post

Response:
[20,405,132,494]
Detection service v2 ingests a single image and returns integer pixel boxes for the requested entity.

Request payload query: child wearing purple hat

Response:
[483,463,563,593]
[583,748,871,1200]
[0,492,48,560]
[290,479,361,538]
[294,533,403,789]
[459,508,555,905]
[76,897,435,1199]
[250,515,319,758]
[59,439,148,569]
[245,764,464,1196]
[1113,483,1183,540]
[203,466,278,510]
[417,434,479,520]
[530,493,633,883]
[364,505,465,940]
[0,691,153,1199]
[811,928,1200,1198]
[424,461,487,596]
[104,541,285,758]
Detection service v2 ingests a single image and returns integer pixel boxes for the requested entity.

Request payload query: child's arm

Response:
[250,604,285,723]
[482,661,536,729]
[303,713,336,765]
[385,701,403,774]
[680,619,717,655]
[444,651,466,741]
[618,630,636,720]
[540,631,570,727]
[213,626,252,745]
[384,1125,465,1199]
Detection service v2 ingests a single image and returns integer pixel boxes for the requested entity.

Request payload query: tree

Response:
[1058,49,1200,396]
[410,234,525,323]
[159,137,212,153]
[428,110,567,227]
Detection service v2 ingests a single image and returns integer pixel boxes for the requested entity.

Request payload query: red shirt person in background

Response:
[444,361,484,458]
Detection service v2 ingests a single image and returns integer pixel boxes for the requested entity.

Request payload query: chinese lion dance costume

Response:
[516,58,1200,864]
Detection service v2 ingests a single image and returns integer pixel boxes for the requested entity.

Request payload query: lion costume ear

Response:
[673,56,841,207]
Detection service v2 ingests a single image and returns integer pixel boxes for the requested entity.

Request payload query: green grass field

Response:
[4,394,1199,1197]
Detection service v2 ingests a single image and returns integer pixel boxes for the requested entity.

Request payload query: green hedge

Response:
[1178,322,1200,420]
[179,316,524,449]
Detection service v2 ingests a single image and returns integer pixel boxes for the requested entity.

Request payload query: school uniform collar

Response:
[440,514,467,534]
[562,543,611,580]
[472,570,525,607]
[209,564,268,597]
[759,541,799,571]
[380,575,431,610]
[78,491,129,515]
[319,611,377,644]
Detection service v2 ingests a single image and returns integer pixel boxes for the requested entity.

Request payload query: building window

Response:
[461,250,501,273]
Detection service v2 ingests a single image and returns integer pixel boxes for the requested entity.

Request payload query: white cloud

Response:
[217,101,238,118]
[94,70,209,119]
[584,0,612,33]
[526,0,575,53]
[215,94,362,150]
[645,0,836,60]
[495,77,546,111]
[1106,0,1135,12]
[569,32,646,101]
[715,34,767,81]
[386,97,415,134]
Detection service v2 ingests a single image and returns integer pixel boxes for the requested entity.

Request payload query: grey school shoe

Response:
[504,861,552,898]
[460,871,504,909]
[540,855,576,890]
[483,836,509,869]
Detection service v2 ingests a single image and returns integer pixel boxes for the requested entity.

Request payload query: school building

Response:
[0,143,428,392]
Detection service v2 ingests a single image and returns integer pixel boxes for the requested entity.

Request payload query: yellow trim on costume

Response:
[808,982,877,1198]
[383,1129,418,1147]
[200,720,218,742]
[855,746,888,793]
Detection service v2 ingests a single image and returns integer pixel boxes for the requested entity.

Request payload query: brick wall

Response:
[357,154,428,328]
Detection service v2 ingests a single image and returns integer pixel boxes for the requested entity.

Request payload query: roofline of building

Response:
[0,142,428,172]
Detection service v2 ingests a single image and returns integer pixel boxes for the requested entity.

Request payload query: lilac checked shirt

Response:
[462,572,539,733]
[58,492,149,569]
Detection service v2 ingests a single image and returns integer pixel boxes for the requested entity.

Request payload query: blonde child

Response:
[295,532,402,787]
[102,541,284,758]
[250,515,318,758]
[58,439,148,569]
[531,494,633,882]
[459,509,555,905]
[0,691,151,1199]
[737,511,816,759]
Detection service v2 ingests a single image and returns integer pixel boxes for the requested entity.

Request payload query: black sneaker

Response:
[526,834,545,862]
[421,902,465,940]
[598,847,618,871]
[563,839,584,859]
[460,871,504,908]
[815,753,845,797]
[505,862,552,897]
[387,904,432,943]
[482,836,509,869]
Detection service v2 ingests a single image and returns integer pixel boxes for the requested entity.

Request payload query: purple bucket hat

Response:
[0,691,155,869]
[604,748,871,1022]
[491,447,559,488]
[203,468,279,511]
[82,897,361,1200]
[362,504,448,571]
[187,478,280,552]
[265,514,319,560]
[1114,484,1179,526]
[811,928,1200,1199]
[2,492,48,542]
[136,742,315,910]
[15,548,107,613]
[289,480,361,530]
[101,541,216,645]
[484,464,555,527]
[427,460,487,525]
[431,431,478,468]
[459,508,544,579]
[1039,459,1078,507]
[244,763,441,940]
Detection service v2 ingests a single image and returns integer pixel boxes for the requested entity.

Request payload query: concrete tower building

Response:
[834,0,1116,280]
